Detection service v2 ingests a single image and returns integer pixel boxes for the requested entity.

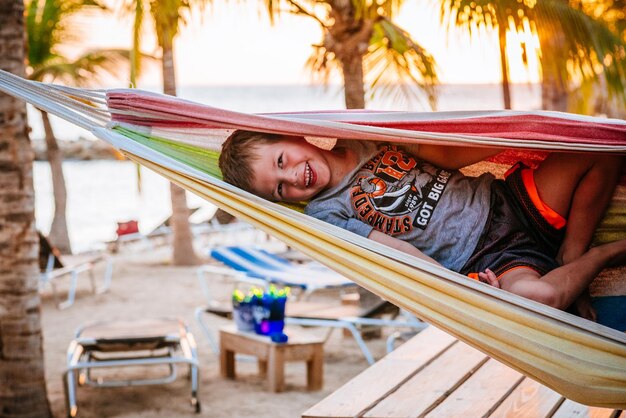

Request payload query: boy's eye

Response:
[277,154,283,168]
[277,183,283,198]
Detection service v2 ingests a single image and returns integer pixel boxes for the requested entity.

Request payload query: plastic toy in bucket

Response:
[249,286,289,336]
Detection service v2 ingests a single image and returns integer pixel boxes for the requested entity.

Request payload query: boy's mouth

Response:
[304,162,316,188]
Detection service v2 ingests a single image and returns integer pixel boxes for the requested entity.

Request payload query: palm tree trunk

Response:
[538,25,568,112]
[41,110,72,254]
[341,53,366,109]
[0,1,52,416]
[541,71,568,112]
[161,42,199,266]
[498,23,512,110]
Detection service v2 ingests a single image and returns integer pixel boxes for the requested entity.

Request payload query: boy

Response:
[219,130,626,316]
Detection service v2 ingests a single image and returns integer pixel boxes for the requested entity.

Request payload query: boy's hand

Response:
[478,269,500,288]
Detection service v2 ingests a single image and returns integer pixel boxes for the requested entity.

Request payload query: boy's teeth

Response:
[305,163,311,187]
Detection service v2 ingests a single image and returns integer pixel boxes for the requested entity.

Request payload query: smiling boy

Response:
[219,130,626,317]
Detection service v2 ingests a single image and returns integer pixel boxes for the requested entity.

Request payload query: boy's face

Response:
[249,136,333,203]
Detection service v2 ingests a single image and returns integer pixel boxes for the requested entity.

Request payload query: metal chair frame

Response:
[63,318,200,417]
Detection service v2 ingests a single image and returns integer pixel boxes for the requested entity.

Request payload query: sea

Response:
[32,83,541,252]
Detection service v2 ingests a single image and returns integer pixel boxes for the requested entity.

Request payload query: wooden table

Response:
[219,325,324,392]
[302,326,620,418]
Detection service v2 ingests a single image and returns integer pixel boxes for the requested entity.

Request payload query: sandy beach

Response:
[40,236,390,418]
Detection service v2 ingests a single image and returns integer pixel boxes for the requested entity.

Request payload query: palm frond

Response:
[26,0,111,71]
[534,0,626,102]
[364,19,438,109]
[304,43,340,84]
[438,0,626,106]
[29,49,136,86]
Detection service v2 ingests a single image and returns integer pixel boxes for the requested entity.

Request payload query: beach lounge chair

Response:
[38,232,113,309]
[196,247,426,364]
[209,246,356,297]
[64,318,200,417]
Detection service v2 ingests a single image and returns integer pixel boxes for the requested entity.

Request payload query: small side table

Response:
[219,325,324,392]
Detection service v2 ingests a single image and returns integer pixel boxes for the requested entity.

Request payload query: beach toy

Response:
[247,285,289,336]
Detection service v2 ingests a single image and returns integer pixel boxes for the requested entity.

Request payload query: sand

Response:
[40,235,389,418]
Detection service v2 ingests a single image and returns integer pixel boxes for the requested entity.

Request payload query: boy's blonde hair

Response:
[219,130,283,192]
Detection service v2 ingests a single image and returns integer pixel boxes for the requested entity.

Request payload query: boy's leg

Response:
[499,239,626,310]
[532,153,622,318]
[532,153,623,264]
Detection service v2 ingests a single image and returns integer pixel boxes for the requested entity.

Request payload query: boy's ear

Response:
[305,136,337,150]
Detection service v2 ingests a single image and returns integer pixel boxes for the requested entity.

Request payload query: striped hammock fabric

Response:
[1,69,625,408]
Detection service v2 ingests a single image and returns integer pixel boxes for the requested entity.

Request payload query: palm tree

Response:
[122,0,205,266]
[26,0,133,254]
[0,1,52,416]
[439,0,626,112]
[438,1,513,108]
[556,0,626,116]
[261,0,439,109]
[532,0,625,112]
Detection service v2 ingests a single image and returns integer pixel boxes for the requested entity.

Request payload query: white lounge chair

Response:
[38,232,113,309]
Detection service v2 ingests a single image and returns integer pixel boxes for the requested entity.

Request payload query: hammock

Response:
[1,69,625,408]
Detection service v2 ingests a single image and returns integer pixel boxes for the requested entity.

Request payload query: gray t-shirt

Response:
[304,141,494,271]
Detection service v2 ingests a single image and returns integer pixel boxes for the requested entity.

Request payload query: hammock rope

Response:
[1,69,625,408]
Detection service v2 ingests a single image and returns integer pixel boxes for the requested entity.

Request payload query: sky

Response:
[69,0,541,87]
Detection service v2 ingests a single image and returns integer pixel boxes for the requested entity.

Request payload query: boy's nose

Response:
[286,167,299,186]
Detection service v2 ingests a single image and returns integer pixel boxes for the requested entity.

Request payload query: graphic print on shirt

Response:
[350,145,452,234]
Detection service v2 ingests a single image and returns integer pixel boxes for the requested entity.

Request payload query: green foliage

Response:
[25,0,134,85]
[26,0,106,69]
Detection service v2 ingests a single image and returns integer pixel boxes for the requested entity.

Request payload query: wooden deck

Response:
[302,326,622,418]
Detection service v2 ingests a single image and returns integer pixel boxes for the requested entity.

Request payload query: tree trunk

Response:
[341,53,366,109]
[0,1,52,416]
[326,0,370,109]
[541,72,568,112]
[41,111,72,254]
[161,42,199,266]
[538,23,568,112]
[498,23,512,110]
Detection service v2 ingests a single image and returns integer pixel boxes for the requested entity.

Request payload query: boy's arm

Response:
[368,230,500,288]
[403,143,503,170]
[367,229,440,265]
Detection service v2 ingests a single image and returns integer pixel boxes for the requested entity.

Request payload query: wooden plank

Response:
[552,399,619,418]
[383,327,451,361]
[425,358,524,418]
[302,326,456,418]
[364,340,487,417]
[490,377,564,418]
